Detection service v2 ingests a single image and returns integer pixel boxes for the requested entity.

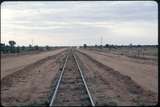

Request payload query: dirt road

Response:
[1,48,66,79]
[75,50,157,106]
[77,49,158,94]
[1,49,67,106]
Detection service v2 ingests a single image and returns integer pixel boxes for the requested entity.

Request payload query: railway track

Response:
[49,49,95,106]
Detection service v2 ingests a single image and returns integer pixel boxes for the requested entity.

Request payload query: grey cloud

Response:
[1,1,158,46]
[2,1,157,22]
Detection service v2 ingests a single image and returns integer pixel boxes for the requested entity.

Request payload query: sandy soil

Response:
[87,47,158,61]
[87,48,157,65]
[1,50,67,106]
[75,50,157,106]
[53,50,91,106]
[1,48,158,106]
[78,49,158,94]
[1,48,66,79]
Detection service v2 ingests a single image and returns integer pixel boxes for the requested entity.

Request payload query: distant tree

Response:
[83,44,87,48]
[129,43,132,48]
[29,44,32,48]
[5,45,10,53]
[9,40,16,53]
[95,44,97,48]
[46,45,50,50]
[29,44,33,51]
[0,43,5,53]
[16,46,20,53]
[34,45,39,50]
[99,45,103,49]
[0,43,5,46]
[105,44,109,48]
[21,46,25,51]
[137,44,141,47]
[9,41,16,47]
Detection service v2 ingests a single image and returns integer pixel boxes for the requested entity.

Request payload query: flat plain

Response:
[1,47,158,106]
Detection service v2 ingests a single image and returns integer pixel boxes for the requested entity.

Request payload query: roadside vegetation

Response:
[1,40,53,54]
[82,44,158,59]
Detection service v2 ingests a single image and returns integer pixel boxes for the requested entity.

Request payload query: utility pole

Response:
[100,36,103,48]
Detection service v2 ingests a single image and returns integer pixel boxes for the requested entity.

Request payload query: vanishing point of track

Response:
[49,49,95,106]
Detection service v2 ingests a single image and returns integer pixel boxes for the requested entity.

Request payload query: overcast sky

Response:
[1,1,158,46]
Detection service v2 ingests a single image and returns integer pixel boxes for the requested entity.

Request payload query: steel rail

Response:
[73,54,95,106]
[49,55,69,107]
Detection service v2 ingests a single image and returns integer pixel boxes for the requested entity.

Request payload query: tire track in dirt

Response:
[75,50,157,106]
